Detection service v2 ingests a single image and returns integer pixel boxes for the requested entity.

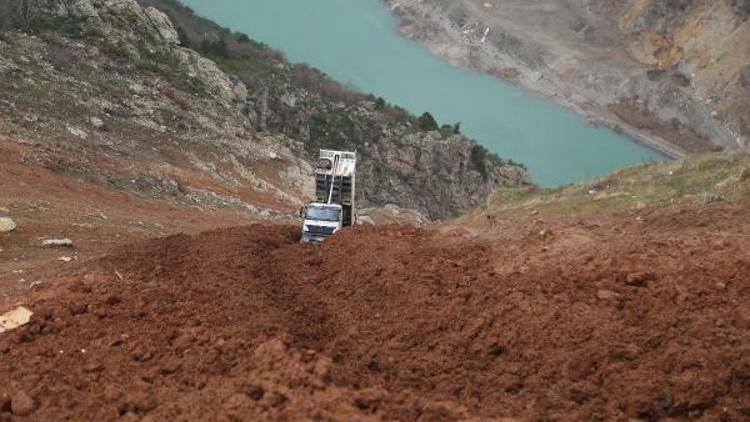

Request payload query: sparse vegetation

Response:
[374,97,387,110]
[291,63,363,105]
[100,39,132,62]
[483,149,750,217]
[44,33,79,70]
[439,122,461,138]
[162,87,190,111]
[469,143,510,181]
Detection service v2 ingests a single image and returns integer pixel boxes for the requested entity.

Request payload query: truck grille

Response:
[307,225,336,235]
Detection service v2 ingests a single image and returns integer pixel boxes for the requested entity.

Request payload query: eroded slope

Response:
[387,0,750,155]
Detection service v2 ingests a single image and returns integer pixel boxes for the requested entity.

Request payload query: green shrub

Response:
[36,17,97,38]
[418,112,439,131]
[101,40,131,61]
[175,25,191,47]
[439,122,461,138]
[136,57,164,74]
[439,124,454,138]
[374,97,387,110]
[198,38,228,58]
[471,144,490,180]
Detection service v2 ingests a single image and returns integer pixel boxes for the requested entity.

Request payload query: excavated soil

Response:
[1,203,750,420]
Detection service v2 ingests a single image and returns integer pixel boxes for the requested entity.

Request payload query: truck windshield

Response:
[306,206,341,222]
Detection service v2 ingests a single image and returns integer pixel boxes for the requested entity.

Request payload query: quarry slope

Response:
[387,0,750,156]
[2,151,750,420]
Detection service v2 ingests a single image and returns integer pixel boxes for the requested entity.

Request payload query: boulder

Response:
[41,238,74,248]
[596,289,621,300]
[10,390,35,416]
[101,0,143,17]
[144,7,180,45]
[0,306,33,331]
[177,49,235,103]
[624,272,656,287]
[280,92,297,108]
[67,126,88,139]
[231,77,249,103]
[55,0,100,19]
[90,116,105,129]
[0,217,15,233]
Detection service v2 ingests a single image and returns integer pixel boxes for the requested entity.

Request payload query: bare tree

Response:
[0,0,14,31]
[0,0,41,32]
[16,0,36,31]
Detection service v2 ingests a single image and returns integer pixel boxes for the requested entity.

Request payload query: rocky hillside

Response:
[386,0,750,157]
[0,0,530,221]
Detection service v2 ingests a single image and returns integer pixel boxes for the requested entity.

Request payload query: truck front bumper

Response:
[301,234,330,243]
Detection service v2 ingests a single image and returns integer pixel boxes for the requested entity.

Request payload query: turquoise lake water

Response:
[180,0,665,186]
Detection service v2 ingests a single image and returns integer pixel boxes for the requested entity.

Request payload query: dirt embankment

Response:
[0,136,265,305]
[2,200,750,420]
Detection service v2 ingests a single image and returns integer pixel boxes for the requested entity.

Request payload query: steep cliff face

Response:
[611,0,750,147]
[359,131,528,219]
[386,0,749,157]
[0,0,530,220]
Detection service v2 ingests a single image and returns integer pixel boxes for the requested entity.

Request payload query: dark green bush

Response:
[471,144,490,180]
[418,112,439,132]
[374,97,387,110]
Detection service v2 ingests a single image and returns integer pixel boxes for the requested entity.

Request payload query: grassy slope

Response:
[464,149,750,221]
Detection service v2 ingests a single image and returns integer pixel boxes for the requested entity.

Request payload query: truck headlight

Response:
[304,225,310,232]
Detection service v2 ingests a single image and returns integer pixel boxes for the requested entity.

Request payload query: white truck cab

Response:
[301,203,343,243]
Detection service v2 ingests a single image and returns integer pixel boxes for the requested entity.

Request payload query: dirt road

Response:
[1,200,749,420]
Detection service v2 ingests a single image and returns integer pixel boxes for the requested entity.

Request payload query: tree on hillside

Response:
[175,25,191,47]
[237,33,250,43]
[0,5,10,30]
[374,97,387,110]
[0,0,41,31]
[418,112,439,132]
[199,37,228,57]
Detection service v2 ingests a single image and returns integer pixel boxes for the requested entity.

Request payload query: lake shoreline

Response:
[382,0,692,160]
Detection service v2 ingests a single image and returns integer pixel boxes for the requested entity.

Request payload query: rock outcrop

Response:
[0,217,16,233]
[360,131,529,219]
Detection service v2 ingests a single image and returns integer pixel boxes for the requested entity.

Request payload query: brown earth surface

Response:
[1,199,750,420]
[0,136,261,307]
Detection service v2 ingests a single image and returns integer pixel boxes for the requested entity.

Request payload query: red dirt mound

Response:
[1,203,750,420]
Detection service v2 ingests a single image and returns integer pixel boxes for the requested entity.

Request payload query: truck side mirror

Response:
[299,206,306,218]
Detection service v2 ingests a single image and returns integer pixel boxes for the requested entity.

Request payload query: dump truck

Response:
[300,150,357,243]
